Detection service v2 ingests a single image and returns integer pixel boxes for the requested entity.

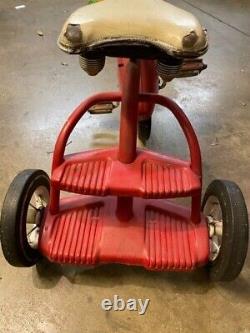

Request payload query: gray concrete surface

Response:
[0,0,250,332]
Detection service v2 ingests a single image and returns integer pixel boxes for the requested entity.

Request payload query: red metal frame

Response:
[49,59,202,224]
[39,58,207,270]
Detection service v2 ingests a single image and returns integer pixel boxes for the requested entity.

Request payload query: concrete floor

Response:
[0,0,250,332]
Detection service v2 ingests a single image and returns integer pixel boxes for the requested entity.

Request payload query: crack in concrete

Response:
[180,0,250,38]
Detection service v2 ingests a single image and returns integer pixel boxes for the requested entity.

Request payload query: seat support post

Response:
[118,59,140,164]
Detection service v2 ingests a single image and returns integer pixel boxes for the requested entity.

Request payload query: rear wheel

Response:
[0,169,50,267]
[202,179,249,281]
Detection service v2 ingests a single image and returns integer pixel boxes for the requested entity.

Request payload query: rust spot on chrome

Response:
[182,30,198,48]
[64,24,82,44]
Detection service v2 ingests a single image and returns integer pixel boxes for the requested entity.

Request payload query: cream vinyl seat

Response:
[58,0,208,60]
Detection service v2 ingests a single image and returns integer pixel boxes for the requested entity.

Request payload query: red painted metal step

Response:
[52,148,201,199]
[39,196,209,270]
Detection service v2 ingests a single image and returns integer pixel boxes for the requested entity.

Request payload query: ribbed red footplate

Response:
[52,148,200,199]
[39,196,209,270]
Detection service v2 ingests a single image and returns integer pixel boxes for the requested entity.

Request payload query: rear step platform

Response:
[52,148,201,199]
[39,196,209,270]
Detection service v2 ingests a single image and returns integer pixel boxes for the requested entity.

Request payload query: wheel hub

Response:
[26,185,49,249]
[203,196,223,261]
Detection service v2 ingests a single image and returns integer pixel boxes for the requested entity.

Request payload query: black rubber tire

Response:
[0,169,50,267]
[202,179,249,281]
[138,117,152,142]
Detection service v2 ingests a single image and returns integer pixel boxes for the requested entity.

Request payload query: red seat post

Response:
[118,59,140,164]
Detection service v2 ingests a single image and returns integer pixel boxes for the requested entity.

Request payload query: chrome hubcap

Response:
[26,186,49,249]
[203,196,223,261]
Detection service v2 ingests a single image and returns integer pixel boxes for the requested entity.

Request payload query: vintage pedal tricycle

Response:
[1,0,248,281]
